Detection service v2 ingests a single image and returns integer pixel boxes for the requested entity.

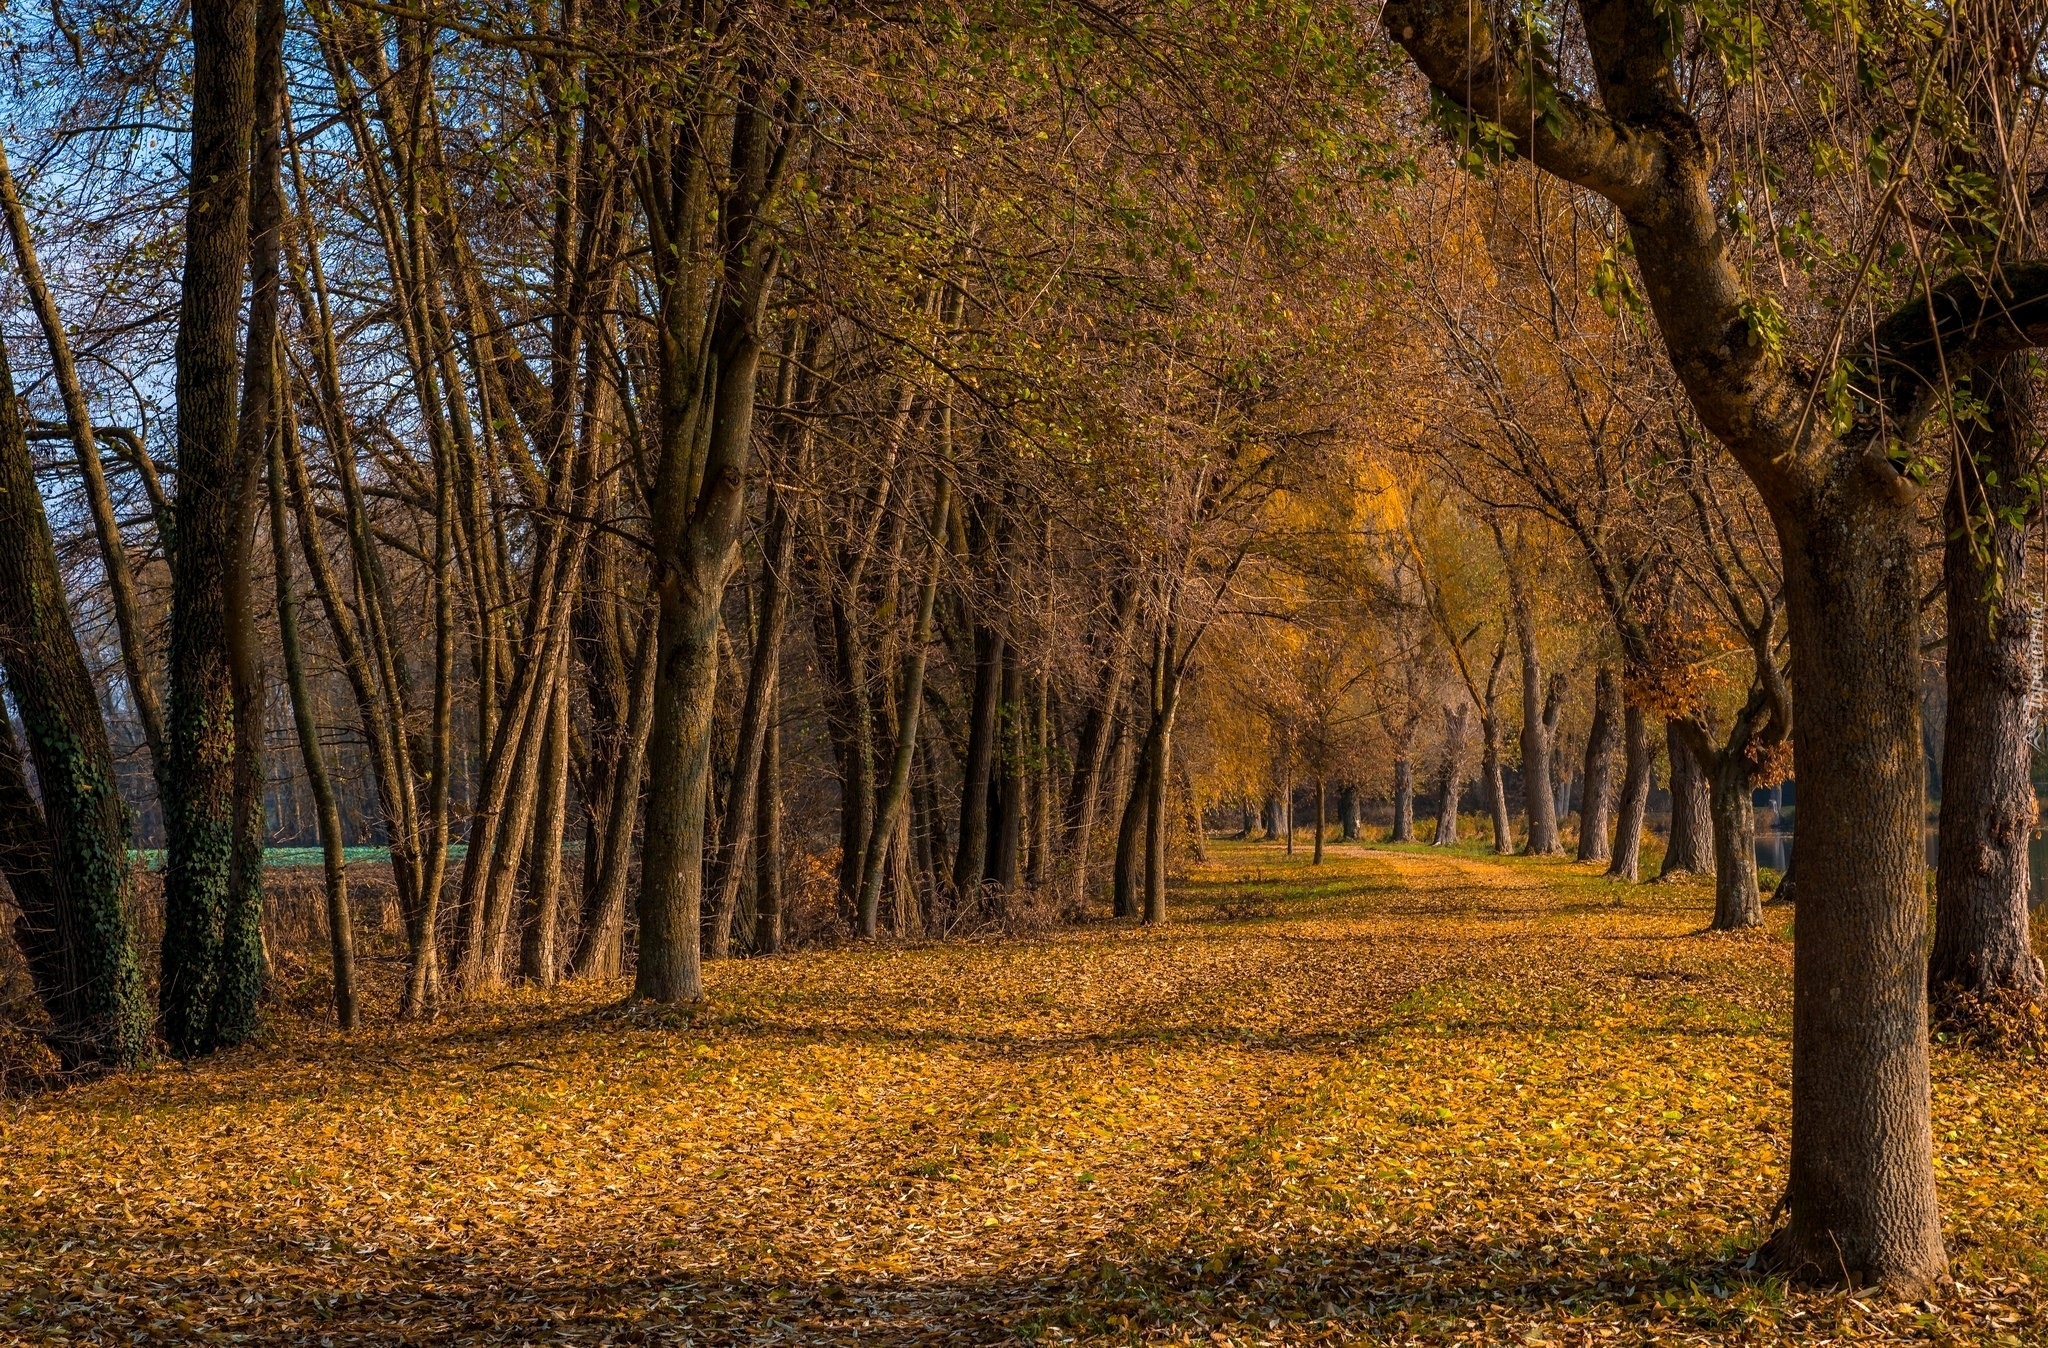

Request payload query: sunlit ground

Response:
[3,839,2042,1345]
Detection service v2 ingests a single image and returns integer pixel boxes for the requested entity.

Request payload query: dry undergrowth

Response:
[2,842,2043,1345]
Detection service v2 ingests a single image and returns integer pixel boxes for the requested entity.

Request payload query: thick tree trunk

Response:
[1261,792,1280,841]
[1433,703,1466,846]
[0,335,149,1069]
[1931,356,2045,1031]
[1706,747,1762,930]
[161,0,261,1057]
[1606,701,1650,882]
[1311,777,1327,864]
[1759,483,1945,1293]
[1660,722,1714,877]
[1389,763,1413,842]
[1341,782,1363,841]
[636,578,720,1002]
[1576,669,1620,863]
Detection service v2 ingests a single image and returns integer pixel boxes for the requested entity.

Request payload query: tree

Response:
[1381,0,2048,1289]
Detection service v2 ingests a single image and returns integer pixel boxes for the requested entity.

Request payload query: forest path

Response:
[5,843,2043,1345]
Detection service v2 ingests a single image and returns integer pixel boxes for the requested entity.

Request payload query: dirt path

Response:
[3,843,2041,1345]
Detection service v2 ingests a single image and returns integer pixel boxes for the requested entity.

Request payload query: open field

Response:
[3,841,2043,1345]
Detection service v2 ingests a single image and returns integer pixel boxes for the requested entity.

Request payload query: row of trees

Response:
[1,0,2044,1307]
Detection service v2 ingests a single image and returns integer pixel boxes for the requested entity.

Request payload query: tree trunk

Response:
[1758,482,1945,1292]
[1576,668,1620,863]
[1112,710,1149,920]
[1141,636,1181,924]
[268,424,356,1029]
[569,609,657,979]
[858,478,951,936]
[1389,762,1413,842]
[1505,529,1562,854]
[1433,703,1466,846]
[160,0,261,1056]
[1482,716,1513,856]
[1342,782,1364,841]
[1282,762,1294,855]
[0,334,149,1069]
[1706,746,1762,930]
[1261,792,1280,841]
[952,623,1004,903]
[753,675,783,954]
[1931,355,2045,1031]
[710,480,796,955]
[1606,700,1651,882]
[1311,776,1327,864]
[1660,721,1714,877]
[520,641,572,985]
[992,656,1025,892]
[0,139,167,781]
[1061,585,1139,907]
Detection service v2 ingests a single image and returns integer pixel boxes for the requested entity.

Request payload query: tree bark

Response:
[1931,355,2045,1031]
[1660,721,1714,877]
[1577,668,1620,863]
[520,641,573,985]
[160,0,260,1056]
[268,419,356,1029]
[1605,692,1654,880]
[752,674,783,954]
[1704,743,1762,929]
[1500,523,1563,854]
[1388,764,1412,842]
[1112,706,1148,920]
[1607,699,1651,882]
[952,623,1004,903]
[0,138,167,780]
[1311,776,1327,864]
[0,333,148,1069]
[858,478,951,935]
[1342,782,1363,841]
[710,478,796,955]
[1433,703,1466,846]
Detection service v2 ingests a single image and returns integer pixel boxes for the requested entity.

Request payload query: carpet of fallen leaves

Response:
[4,841,2045,1346]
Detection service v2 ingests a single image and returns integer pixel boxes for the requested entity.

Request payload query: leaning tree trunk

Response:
[1660,721,1714,878]
[0,334,149,1070]
[1606,700,1651,883]
[1433,703,1466,846]
[1931,354,2045,1031]
[1705,746,1762,930]
[160,0,260,1057]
